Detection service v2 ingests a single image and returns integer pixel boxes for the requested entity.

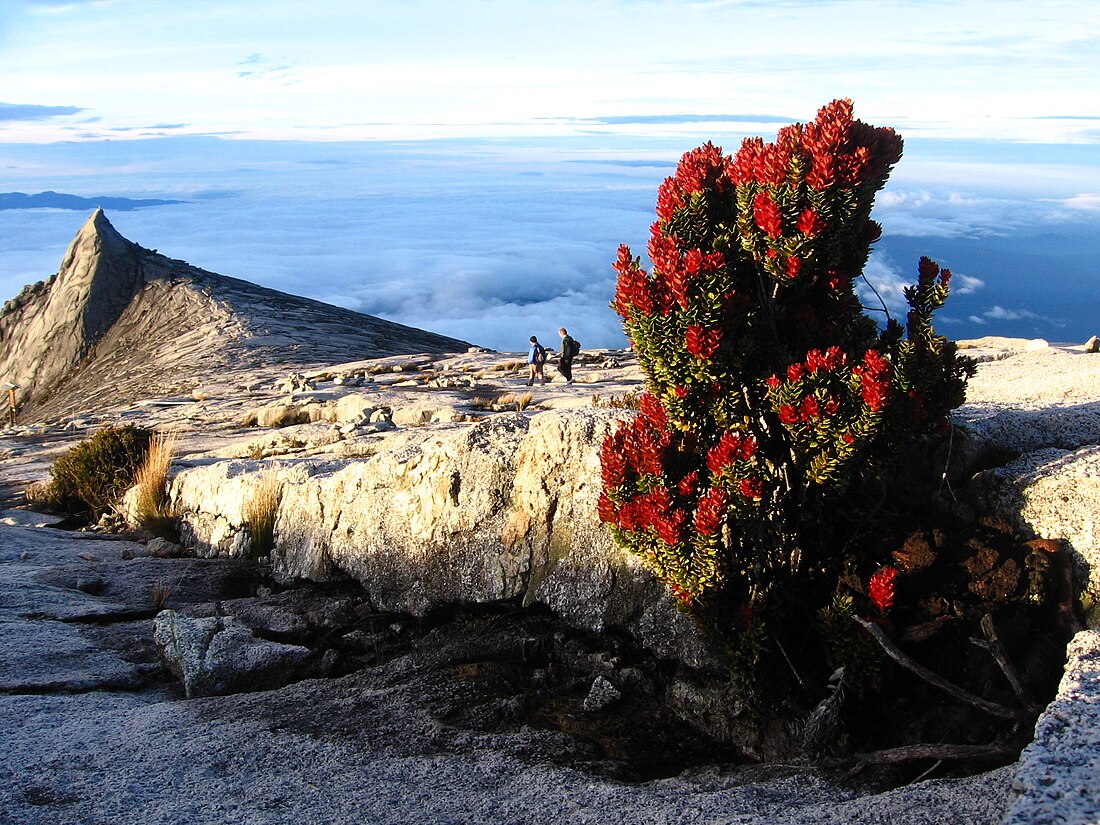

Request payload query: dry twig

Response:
[854,616,1025,721]
[970,613,1040,716]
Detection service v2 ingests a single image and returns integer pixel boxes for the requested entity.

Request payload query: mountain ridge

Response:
[0,209,472,421]
[0,191,185,211]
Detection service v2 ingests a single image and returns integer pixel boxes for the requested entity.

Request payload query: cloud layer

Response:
[0,134,1095,352]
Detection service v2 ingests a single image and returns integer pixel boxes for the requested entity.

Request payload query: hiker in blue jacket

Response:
[527,335,547,386]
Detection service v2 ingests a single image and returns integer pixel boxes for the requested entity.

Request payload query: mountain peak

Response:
[63,207,138,271]
[1,211,470,421]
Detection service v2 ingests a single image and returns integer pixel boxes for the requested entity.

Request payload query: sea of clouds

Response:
[1,134,1096,352]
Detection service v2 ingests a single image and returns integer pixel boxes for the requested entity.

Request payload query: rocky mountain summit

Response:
[0,209,469,421]
[0,215,1096,823]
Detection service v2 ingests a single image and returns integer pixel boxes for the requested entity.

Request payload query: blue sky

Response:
[1,0,1098,350]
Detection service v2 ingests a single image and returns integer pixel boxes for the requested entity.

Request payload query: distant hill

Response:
[0,191,184,211]
[0,209,472,421]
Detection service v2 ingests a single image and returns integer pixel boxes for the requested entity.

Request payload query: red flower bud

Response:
[869,566,899,612]
[738,477,764,500]
[753,190,783,238]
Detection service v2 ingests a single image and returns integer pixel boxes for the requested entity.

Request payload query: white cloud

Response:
[969,305,1066,329]
[876,186,1036,239]
[952,273,984,296]
[983,306,1040,321]
[1055,193,1100,212]
[856,255,912,321]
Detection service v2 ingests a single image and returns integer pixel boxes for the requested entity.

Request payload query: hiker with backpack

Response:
[557,327,579,384]
[527,335,547,386]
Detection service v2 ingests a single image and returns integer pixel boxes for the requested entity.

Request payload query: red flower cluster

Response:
[806,346,847,373]
[799,99,903,190]
[600,435,628,489]
[774,347,848,390]
[731,99,903,194]
[778,394,834,426]
[731,118,807,186]
[694,486,728,536]
[917,256,940,286]
[600,410,671,490]
[797,208,826,237]
[738,477,764,500]
[869,566,899,612]
[854,349,893,412]
[706,430,759,475]
[639,393,668,431]
[753,190,783,238]
[648,236,725,309]
[612,245,654,317]
[678,470,699,497]
[655,142,734,222]
[614,486,686,546]
[686,325,723,359]
[625,418,667,476]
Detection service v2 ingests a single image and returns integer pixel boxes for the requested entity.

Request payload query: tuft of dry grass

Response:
[590,391,641,410]
[131,430,178,531]
[471,392,535,412]
[244,472,282,561]
[150,577,178,611]
[24,479,52,506]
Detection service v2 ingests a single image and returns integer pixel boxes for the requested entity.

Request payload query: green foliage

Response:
[817,594,880,682]
[39,425,154,518]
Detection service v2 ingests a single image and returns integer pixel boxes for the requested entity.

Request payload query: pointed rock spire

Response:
[56,207,146,343]
[0,209,148,412]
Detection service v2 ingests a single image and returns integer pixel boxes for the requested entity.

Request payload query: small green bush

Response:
[41,425,154,518]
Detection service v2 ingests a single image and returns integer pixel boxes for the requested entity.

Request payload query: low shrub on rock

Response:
[37,424,154,519]
[600,100,1076,761]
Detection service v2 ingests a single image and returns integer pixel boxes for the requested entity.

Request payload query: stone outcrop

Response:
[153,609,317,698]
[0,210,470,421]
[956,340,1100,606]
[169,408,712,667]
[1004,629,1100,824]
[969,446,1100,604]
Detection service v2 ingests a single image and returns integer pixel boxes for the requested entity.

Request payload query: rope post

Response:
[2,383,16,427]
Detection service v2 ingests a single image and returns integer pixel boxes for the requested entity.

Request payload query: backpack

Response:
[569,337,581,358]
[534,344,546,365]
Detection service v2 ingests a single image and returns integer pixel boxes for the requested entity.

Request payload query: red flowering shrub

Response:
[600,99,973,620]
